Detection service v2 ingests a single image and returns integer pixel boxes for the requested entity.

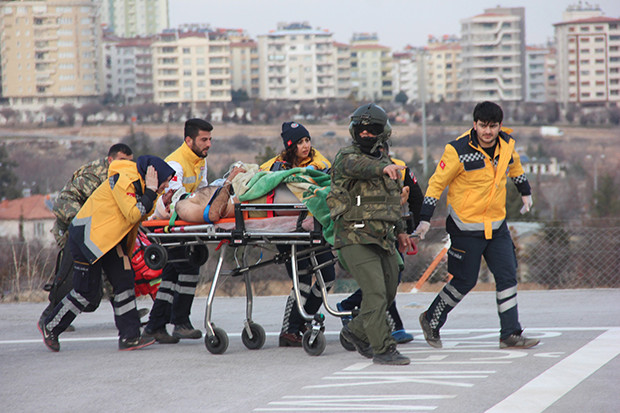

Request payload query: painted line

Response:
[485,328,620,413]
[255,394,456,411]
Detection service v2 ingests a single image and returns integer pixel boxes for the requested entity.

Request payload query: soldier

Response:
[327,103,416,365]
[39,143,134,327]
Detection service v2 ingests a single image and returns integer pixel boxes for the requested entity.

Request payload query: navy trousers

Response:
[425,227,522,339]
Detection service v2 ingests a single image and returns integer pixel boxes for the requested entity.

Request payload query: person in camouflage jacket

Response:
[328,103,415,366]
[40,144,133,325]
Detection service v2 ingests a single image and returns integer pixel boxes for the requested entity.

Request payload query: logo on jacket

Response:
[126,192,136,198]
[440,160,446,170]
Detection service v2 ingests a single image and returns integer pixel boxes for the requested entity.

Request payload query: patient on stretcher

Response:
[171,181,301,223]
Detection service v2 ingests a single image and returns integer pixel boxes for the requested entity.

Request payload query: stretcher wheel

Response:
[241,322,266,350]
[339,331,355,352]
[144,244,168,270]
[302,330,326,356]
[205,327,229,354]
[185,244,209,267]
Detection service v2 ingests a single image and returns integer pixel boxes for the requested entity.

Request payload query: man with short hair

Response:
[143,119,213,343]
[39,143,134,326]
[415,101,538,350]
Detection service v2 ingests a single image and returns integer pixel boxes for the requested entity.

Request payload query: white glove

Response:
[414,221,431,240]
[520,195,533,215]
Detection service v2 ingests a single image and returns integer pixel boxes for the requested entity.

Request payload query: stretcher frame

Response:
[142,202,351,356]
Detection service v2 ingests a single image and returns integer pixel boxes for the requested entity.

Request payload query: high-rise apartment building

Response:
[151,29,231,106]
[525,46,549,102]
[425,35,461,102]
[350,33,393,101]
[392,47,420,104]
[227,29,259,98]
[544,46,558,102]
[0,0,101,109]
[102,35,154,104]
[100,0,169,38]
[334,42,352,99]
[460,7,526,102]
[554,4,620,105]
[257,22,336,101]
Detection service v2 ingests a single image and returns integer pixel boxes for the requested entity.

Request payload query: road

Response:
[1,289,619,412]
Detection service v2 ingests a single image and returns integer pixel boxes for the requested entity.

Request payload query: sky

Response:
[169,0,620,50]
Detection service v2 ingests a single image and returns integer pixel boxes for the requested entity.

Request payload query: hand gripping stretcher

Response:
[141,202,352,356]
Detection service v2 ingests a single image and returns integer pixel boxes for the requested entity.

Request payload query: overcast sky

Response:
[168,0,620,50]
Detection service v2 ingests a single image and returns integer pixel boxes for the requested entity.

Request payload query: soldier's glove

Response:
[414,221,431,240]
[520,195,533,215]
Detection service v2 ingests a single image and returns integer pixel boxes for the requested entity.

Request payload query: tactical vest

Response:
[327,174,402,225]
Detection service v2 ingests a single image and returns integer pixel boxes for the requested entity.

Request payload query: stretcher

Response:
[141,202,351,356]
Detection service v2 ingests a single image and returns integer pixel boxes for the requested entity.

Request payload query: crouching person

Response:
[38,155,174,352]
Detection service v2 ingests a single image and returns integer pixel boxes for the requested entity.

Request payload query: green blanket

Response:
[237,168,334,245]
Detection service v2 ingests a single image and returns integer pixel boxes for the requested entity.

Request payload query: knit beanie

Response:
[281,122,310,149]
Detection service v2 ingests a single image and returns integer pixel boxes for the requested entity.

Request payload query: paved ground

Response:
[1,289,619,412]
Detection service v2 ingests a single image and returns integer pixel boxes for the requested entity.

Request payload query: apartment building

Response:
[151,29,231,106]
[392,47,420,104]
[544,46,558,102]
[102,35,154,104]
[257,22,336,101]
[334,42,352,99]
[350,33,392,101]
[460,7,526,102]
[425,35,461,102]
[100,0,169,38]
[0,0,101,110]
[525,46,549,102]
[554,4,620,105]
[227,29,259,98]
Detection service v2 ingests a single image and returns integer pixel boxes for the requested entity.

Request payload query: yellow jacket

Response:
[166,142,208,194]
[260,149,331,172]
[421,129,530,239]
[70,160,156,263]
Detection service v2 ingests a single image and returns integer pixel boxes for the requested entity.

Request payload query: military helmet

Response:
[349,103,392,144]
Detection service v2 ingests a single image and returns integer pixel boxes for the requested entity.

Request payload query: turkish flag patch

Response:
[287,139,292,147]
[126,192,136,198]
[171,176,178,182]
[409,170,417,183]
[440,160,446,170]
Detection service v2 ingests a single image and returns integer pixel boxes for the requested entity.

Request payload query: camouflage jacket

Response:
[328,145,405,253]
[51,157,109,247]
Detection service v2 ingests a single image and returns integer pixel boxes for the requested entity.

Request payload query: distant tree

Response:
[0,145,21,200]
[78,102,104,125]
[231,89,249,106]
[254,145,278,165]
[395,91,408,105]
[608,108,620,125]
[592,174,620,218]
[61,104,77,126]
[122,128,152,157]
[0,108,18,125]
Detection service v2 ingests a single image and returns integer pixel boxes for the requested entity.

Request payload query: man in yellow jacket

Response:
[38,155,174,352]
[415,101,539,350]
[144,118,214,343]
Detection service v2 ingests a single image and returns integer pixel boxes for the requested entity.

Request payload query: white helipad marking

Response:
[254,394,455,411]
[485,328,620,413]
[306,370,495,389]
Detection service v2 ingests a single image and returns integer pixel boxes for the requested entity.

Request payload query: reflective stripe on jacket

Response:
[166,143,207,194]
[70,160,155,263]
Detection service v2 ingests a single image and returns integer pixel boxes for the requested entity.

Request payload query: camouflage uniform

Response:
[41,158,110,323]
[328,144,406,354]
[51,158,110,248]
